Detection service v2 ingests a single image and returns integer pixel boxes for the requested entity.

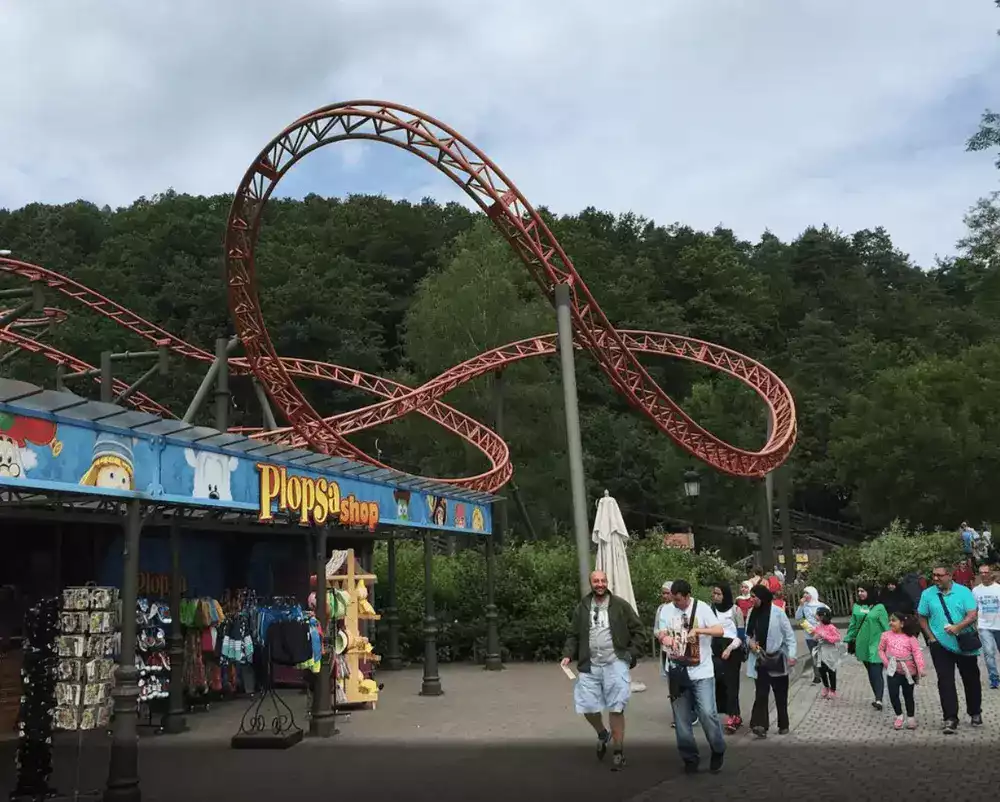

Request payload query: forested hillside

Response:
[1,117,999,537]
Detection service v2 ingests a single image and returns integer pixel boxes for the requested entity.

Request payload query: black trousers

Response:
[818,663,837,691]
[750,668,789,731]
[886,673,915,717]
[863,660,884,701]
[929,641,982,720]
[713,654,742,717]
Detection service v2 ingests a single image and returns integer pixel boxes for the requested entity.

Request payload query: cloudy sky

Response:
[2,0,998,267]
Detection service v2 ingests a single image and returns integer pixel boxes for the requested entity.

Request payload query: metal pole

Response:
[163,519,188,734]
[779,465,795,581]
[383,535,402,670]
[758,413,775,571]
[483,532,503,670]
[100,351,113,403]
[509,480,538,541]
[0,287,35,299]
[554,283,591,597]
[214,337,230,432]
[492,371,508,546]
[252,378,279,430]
[0,298,35,329]
[419,532,443,696]
[182,335,238,423]
[104,499,144,802]
[54,364,66,391]
[114,362,161,405]
[309,526,337,736]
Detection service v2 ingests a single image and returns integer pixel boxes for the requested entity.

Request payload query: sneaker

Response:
[828,691,838,700]
[724,715,742,734]
[730,715,743,731]
[906,717,917,730]
[751,726,767,739]
[778,727,790,735]
[893,715,904,730]
[611,751,626,772]
[812,676,822,684]
[990,676,1000,690]
[971,714,983,727]
[683,761,699,775]
[709,751,724,774]
[596,730,610,760]
[821,688,830,700]
[943,719,958,734]
[872,701,883,712]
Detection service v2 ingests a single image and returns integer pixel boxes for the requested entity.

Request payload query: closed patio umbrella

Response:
[592,490,645,691]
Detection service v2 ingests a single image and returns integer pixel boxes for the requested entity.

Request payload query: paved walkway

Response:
[1,640,997,802]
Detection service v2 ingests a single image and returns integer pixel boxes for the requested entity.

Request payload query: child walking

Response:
[877,613,926,730]
[809,607,843,698]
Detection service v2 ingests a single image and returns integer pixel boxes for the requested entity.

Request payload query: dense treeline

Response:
[1,114,999,537]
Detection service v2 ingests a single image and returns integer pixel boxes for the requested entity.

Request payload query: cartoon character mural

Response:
[0,413,61,479]
[454,503,467,529]
[185,448,238,501]
[426,495,448,526]
[80,433,135,490]
[471,507,485,532]
[393,488,410,521]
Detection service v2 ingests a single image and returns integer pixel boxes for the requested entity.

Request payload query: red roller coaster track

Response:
[0,100,797,494]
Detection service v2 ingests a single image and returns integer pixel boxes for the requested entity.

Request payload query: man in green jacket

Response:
[560,570,645,772]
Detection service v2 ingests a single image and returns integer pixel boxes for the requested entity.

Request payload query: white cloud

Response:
[0,0,996,266]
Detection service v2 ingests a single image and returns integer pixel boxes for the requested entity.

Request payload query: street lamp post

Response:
[682,470,700,500]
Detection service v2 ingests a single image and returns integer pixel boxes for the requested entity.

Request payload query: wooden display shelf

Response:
[333,549,380,708]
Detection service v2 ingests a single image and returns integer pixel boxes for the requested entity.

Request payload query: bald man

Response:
[562,570,645,771]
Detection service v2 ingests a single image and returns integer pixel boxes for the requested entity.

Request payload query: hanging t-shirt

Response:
[658,600,720,681]
[974,583,1000,631]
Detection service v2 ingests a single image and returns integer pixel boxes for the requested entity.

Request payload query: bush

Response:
[371,536,740,664]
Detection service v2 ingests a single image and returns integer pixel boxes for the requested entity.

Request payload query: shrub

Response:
[371,536,740,663]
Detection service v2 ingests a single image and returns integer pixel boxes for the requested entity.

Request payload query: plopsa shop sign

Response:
[256,463,380,531]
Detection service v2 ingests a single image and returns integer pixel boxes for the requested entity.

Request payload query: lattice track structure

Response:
[0,100,797,493]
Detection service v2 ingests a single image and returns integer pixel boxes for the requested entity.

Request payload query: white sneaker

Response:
[893,715,904,730]
[906,717,917,730]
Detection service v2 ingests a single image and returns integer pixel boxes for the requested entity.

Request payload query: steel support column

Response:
[492,371,508,546]
[383,535,402,670]
[214,337,230,432]
[758,413,775,571]
[554,283,591,597]
[309,526,337,737]
[419,532,443,696]
[182,335,238,424]
[104,500,144,802]
[483,532,503,670]
[100,351,113,403]
[162,519,188,734]
[778,465,795,580]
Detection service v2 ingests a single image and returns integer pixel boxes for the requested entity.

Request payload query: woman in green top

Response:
[844,585,890,710]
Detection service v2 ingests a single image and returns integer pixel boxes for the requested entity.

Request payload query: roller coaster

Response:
[0,101,797,494]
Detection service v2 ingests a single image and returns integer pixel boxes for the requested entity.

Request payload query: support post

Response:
[100,351,113,403]
[104,500,144,802]
[0,298,35,329]
[778,465,795,581]
[554,283,591,597]
[54,364,66,391]
[252,378,279,431]
[419,532,443,696]
[309,526,337,737]
[509,480,538,541]
[492,371,508,546]
[182,335,238,423]
[758,413,775,571]
[214,337,230,432]
[162,518,188,734]
[115,362,162,405]
[483,532,503,670]
[383,535,402,670]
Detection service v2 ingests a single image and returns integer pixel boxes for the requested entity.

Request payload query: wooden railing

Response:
[778,581,856,618]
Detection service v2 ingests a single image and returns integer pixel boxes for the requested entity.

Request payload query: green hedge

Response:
[371,538,738,664]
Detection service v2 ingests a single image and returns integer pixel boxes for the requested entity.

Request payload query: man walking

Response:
[561,570,644,771]
[917,564,983,734]
[974,563,1000,690]
[655,579,727,774]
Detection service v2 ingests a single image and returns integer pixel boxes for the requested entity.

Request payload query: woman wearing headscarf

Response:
[844,585,890,710]
[881,579,914,617]
[735,581,755,619]
[746,584,797,738]
[710,583,745,733]
[795,586,829,684]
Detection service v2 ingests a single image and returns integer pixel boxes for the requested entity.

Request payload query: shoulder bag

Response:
[846,607,869,655]
[937,592,981,653]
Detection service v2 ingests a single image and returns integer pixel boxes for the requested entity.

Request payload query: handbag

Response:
[758,650,785,673]
[846,608,869,655]
[937,592,982,653]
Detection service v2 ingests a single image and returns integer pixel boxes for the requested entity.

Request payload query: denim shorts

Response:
[574,658,631,714]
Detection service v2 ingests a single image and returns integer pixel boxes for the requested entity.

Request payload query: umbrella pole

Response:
[554,283,591,597]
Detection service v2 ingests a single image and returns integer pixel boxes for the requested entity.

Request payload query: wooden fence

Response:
[778,582,856,617]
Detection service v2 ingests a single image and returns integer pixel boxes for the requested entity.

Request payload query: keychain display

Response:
[10,596,60,800]
[136,598,171,704]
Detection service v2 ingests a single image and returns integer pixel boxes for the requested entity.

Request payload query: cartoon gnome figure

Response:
[80,433,135,491]
[0,412,61,479]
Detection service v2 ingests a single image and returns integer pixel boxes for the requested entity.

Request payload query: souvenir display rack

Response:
[327,549,380,708]
[135,596,171,733]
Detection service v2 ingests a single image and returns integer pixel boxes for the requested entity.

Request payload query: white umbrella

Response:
[592,490,645,692]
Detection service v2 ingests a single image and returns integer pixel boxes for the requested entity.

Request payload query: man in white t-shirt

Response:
[974,564,1000,689]
[654,579,726,774]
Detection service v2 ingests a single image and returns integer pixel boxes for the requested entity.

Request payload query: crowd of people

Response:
[560,554,1000,775]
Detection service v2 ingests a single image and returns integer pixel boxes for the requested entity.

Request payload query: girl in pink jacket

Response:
[878,613,926,730]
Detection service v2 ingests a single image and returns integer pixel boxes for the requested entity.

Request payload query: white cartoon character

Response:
[80,434,134,490]
[185,449,238,501]
[0,413,60,479]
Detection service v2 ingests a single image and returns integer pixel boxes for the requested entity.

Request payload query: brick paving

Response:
[0,637,996,802]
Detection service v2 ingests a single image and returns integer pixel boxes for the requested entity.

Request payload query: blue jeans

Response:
[671,676,726,765]
[981,629,1000,679]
